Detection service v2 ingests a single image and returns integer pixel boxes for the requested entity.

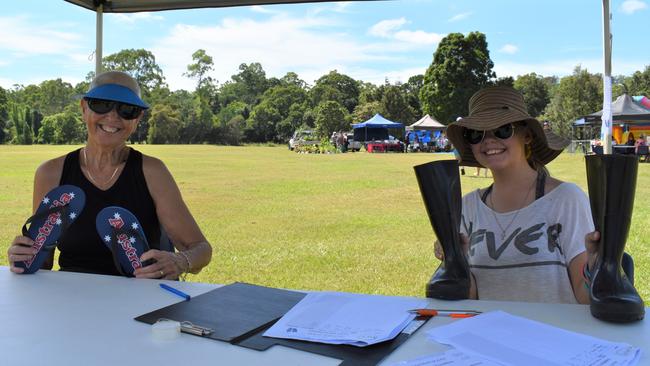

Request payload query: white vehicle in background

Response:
[289,130,319,150]
[345,133,362,152]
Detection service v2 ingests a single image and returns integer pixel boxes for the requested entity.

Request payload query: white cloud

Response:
[394,30,444,45]
[110,12,165,24]
[499,44,518,54]
[448,12,472,22]
[620,0,647,14]
[368,18,408,38]
[0,16,82,55]
[250,5,282,14]
[0,77,17,89]
[152,15,393,90]
[368,18,443,46]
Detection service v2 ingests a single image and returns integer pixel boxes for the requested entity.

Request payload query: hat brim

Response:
[84,84,149,109]
[447,116,569,168]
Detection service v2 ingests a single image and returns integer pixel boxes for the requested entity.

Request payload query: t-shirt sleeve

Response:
[556,184,595,263]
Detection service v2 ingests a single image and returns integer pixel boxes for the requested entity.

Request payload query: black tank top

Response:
[58,148,161,275]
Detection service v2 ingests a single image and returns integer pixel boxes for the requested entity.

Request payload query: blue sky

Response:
[0,0,647,91]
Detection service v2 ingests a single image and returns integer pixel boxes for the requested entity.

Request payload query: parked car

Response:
[289,130,319,150]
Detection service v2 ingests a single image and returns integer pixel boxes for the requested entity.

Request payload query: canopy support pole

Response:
[95,3,104,75]
[601,0,613,154]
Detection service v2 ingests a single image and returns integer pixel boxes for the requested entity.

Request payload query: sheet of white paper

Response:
[263,292,427,347]
[426,311,641,366]
[389,349,504,366]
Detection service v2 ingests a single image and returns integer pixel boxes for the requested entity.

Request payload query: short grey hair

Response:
[89,71,142,97]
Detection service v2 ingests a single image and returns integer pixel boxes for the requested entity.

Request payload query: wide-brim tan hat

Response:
[447,86,569,168]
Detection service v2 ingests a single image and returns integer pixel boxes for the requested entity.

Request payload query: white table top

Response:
[1,267,648,366]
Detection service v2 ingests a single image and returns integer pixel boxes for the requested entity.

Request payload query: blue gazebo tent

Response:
[352,114,404,142]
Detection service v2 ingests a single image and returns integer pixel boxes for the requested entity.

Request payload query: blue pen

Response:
[159,283,191,301]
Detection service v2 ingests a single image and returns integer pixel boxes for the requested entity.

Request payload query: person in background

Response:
[626,133,635,146]
[7,71,212,278]
[439,86,598,304]
[635,134,646,153]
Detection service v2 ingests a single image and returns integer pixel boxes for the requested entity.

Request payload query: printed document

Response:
[389,349,502,366]
[263,292,427,347]
[426,310,641,366]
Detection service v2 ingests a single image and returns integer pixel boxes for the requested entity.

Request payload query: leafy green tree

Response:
[280,72,307,89]
[184,49,214,90]
[230,62,269,106]
[494,76,514,87]
[102,49,166,98]
[358,82,382,105]
[212,114,245,145]
[179,98,214,144]
[184,49,219,113]
[625,65,650,96]
[37,79,76,116]
[147,104,182,144]
[217,101,248,128]
[37,111,84,144]
[420,32,495,124]
[513,73,551,117]
[0,86,8,143]
[542,66,602,138]
[246,102,281,142]
[314,100,349,139]
[352,101,383,123]
[381,84,417,125]
[311,71,360,113]
[402,75,424,117]
[7,104,34,144]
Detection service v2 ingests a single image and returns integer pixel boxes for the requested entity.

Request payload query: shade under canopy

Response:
[352,114,403,129]
[64,0,374,12]
[584,94,650,123]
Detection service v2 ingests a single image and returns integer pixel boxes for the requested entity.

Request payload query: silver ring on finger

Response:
[160,270,164,277]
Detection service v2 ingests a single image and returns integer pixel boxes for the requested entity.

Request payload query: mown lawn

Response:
[0,145,648,303]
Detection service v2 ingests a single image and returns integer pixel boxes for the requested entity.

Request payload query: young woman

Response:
[441,86,598,304]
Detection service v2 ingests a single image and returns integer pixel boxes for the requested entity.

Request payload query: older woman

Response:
[7,71,212,279]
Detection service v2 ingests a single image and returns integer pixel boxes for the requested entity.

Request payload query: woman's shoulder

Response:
[545,179,588,201]
[35,154,68,184]
[140,151,174,184]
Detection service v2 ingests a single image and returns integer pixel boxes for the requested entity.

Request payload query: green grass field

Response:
[1,145,648,303]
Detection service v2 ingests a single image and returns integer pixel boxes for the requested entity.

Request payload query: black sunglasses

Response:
[463,123,516,145]
[85,98,143,120]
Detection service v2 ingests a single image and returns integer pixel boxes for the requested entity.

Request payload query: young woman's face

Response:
[469,123,530,171]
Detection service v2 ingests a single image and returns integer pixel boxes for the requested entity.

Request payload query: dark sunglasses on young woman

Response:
[463,123,516,145]
[85,98,143,120]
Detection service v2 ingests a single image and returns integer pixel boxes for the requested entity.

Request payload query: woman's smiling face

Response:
[470,124,530,171]
[81,98,140,147]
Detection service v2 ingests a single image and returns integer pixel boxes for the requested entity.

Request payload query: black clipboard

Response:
[135,282,427,366]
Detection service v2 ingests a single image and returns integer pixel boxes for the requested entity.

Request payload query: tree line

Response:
[1,31,649,145]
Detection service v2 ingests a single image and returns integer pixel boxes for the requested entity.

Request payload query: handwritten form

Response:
[425,311,641,366]
[263,292,427,347]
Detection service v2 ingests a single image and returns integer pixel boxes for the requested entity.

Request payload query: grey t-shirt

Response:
[460,183,594,304]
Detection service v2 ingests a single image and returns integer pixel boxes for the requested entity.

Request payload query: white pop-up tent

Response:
[407,114,446,131]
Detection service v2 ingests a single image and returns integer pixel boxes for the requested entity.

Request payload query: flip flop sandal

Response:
[96,206,151,277]
[15,185,86,274]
